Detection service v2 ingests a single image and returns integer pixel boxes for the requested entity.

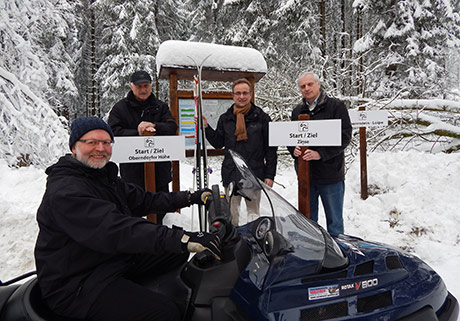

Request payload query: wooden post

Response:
[143,131,157,223]
[359,106,368,200]
[298,114,310,218]
[248,76,255,103]
[169,73,180,193]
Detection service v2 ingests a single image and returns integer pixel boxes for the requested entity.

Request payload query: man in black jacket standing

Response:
[201,78,277,225]
[34,117,220,321]
[288,72,352,236]
[108,70,177,224]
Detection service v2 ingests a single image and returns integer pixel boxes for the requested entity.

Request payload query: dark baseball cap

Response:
[130,71,152,85]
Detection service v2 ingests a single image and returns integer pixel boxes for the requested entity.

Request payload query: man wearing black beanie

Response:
[34,117,219,321]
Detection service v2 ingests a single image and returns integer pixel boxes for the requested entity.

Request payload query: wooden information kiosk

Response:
[155,40,267,191]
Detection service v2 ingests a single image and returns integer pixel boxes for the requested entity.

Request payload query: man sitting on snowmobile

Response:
[34,117,220,321]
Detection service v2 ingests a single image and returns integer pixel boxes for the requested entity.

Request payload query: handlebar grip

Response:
[194,250,216,267]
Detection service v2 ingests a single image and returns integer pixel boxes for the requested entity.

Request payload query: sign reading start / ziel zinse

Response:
[111,136,185,163]
[269,120,342,146]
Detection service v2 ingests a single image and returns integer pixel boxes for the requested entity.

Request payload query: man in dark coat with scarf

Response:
[34,117,220,321]
[288,72,352,236]
[201,78,277,225]
[108,70,177,224]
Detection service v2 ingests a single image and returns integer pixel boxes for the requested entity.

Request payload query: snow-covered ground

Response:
[1,151,459,318]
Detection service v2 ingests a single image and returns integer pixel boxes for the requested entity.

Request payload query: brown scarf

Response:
[233,103,251,141]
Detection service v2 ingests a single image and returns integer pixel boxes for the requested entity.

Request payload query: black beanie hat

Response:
[69,117,114,150]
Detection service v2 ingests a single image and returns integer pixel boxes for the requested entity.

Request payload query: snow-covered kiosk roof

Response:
[156,40,267,82]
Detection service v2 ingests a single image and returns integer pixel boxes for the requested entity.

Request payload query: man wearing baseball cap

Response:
[108,70,177,224]
[34,117,219,321]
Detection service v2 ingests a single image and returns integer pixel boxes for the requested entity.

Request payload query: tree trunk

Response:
[87,2,99,117]
[340,0,347,95]
[320,0,327,79]
[356,6,364,97]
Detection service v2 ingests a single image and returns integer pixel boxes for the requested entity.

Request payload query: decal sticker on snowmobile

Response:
[308,285,340,300]
[341,278,379,294]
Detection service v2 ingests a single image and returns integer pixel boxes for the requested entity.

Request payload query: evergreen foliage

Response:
[1,0,460,167]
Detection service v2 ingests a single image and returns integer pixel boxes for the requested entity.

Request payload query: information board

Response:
[178,98,233,149]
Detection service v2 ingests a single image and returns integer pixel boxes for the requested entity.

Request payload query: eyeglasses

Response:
[233,91,251,96]
[78,139,114,147]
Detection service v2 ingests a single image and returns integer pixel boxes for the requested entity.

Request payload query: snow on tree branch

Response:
[0,68,68,168]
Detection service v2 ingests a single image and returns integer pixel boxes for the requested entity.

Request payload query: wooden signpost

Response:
[358,107,368,200]
[297,114,310,218]
[349,108,388,200]
[143,131,157,223]
[268,118,341,219]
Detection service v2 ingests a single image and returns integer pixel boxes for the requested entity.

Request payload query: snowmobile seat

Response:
[0,283,21,317]
[2,278,83,321]
[2,265,190,321]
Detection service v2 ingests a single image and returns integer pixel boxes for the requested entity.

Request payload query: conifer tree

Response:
[354,0,460,99]
[94,0,162,111]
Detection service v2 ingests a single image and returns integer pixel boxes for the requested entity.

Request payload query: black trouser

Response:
[86,252,188,321]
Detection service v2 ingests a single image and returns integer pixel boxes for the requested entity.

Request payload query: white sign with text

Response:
[111,136,185,163]
[269,120,342,146]
[349,110,388,128]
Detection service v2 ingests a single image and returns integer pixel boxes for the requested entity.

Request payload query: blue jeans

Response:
[310,181,345,236]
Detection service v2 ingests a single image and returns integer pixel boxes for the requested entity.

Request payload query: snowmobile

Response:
[0,150,458,321]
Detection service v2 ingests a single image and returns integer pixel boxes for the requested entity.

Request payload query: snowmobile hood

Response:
[227,150,458,321]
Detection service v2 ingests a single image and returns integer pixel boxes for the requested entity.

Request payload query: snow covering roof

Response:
[156,40,267,82]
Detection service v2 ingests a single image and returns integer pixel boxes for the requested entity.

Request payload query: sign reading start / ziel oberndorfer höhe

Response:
[269,120,342,146]
[111,136,185,163]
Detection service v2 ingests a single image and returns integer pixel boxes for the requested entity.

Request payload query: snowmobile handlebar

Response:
[205,185,238,245]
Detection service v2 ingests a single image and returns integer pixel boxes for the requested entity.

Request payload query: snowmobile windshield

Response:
[229,150,348,281]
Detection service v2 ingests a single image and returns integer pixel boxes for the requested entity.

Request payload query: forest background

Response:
[1,0,460,168]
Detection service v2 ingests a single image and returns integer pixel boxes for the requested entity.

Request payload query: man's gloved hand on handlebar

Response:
[181,231,221,260]
[188,188,212,206]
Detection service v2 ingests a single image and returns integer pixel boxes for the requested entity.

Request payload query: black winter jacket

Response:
[108,91,177,190]
[205,103,277,187]
[34,155,189,318]
[287,91,352,185]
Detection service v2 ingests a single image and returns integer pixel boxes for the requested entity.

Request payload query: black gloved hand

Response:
[189,188,212,205]
[181,231,221,260]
